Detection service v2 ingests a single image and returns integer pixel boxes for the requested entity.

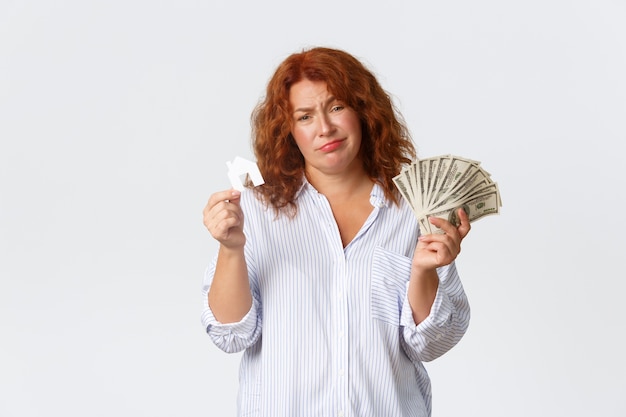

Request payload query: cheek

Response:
[291,127,310,148]
[343,112,362,137]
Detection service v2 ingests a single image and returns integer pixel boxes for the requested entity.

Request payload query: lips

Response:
[319,139,344,152]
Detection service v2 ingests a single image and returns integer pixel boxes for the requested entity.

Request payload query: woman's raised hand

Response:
[413,207,471,271]
[203,189,246,250]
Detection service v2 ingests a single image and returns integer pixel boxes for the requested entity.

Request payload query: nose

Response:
[318,113,335,136]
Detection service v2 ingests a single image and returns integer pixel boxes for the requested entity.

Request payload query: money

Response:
[393,155,502,234]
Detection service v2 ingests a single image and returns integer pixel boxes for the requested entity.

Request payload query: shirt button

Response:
[339,369,344,376]
[338,411,344,417]
[338,331,344,338]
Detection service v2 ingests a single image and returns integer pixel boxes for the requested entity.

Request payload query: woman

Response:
[201,46,471,417]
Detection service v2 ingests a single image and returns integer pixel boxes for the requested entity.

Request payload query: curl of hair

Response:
[251,47,416,217]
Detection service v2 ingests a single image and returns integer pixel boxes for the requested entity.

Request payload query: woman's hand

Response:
[203,189,246,250]
[407,208,471,323]
[413,208,471,271]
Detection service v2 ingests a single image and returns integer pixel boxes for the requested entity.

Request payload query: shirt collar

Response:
[369,182,389,209]
[296,176,390,209]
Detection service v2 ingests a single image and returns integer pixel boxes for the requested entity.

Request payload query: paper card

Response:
[226,156,265,191]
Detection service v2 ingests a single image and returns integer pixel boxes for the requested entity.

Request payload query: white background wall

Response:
[1,1,625,416]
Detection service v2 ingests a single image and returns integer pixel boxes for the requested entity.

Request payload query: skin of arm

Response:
[407,208,471,324]
[203,189,253,323]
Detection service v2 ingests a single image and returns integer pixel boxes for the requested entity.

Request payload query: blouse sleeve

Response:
[200,259,262,353]
[371,246,470,362]
[400,262,471,362]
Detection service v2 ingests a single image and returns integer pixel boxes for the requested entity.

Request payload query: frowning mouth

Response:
[319,139,344,152]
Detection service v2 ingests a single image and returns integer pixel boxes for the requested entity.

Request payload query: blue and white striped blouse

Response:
[201,180,470,417]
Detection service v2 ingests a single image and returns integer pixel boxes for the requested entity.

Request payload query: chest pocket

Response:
[370,246,412,326]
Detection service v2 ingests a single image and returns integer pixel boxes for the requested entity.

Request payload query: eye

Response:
[331,105,344,112]
[297,114,311,121]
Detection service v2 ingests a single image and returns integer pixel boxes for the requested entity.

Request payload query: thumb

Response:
[227,189,242,205]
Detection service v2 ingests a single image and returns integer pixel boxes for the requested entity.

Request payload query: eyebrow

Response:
[292,96,338,114]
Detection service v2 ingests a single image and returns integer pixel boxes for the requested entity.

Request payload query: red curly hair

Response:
[251,46,416,216]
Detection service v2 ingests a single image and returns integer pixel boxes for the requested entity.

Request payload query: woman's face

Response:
[289,79,363,177]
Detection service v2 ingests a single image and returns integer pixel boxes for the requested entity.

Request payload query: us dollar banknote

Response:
[393,155,502,234]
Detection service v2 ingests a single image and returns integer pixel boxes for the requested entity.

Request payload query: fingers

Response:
[202,189,245,243]
[455,207,471,239]
[413,237,457,271]
[204,189,239,216]
[425,207,471,241]
[426,216,460,241]
[205,189,241,214]
[206,201,242,231]
[416,208,471,269]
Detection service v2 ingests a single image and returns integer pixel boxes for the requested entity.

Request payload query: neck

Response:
[305,165,373,203]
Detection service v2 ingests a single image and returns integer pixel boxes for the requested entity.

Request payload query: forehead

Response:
[289,79,333,108]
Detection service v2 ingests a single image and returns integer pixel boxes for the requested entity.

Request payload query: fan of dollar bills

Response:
[393,155,502,234]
